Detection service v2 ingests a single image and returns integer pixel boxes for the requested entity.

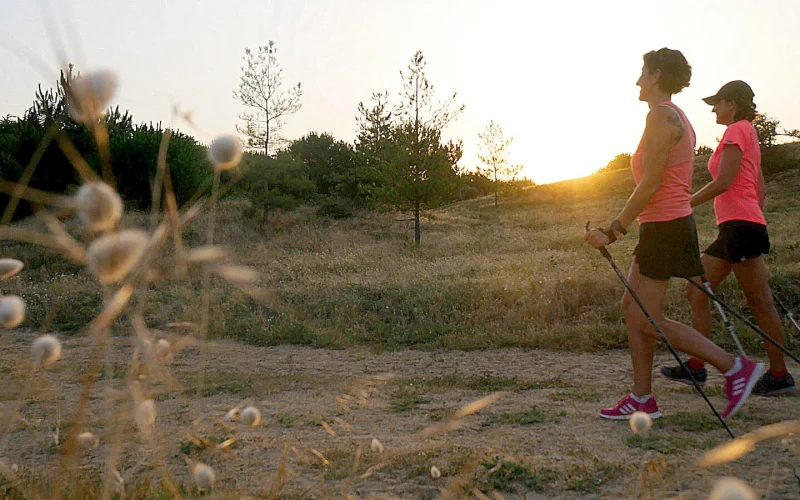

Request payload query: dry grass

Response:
[10,153,800,355]
[245,143,779,355]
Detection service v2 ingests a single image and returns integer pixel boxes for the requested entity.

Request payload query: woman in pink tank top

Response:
[584,49,763,421]
[662,81,795,395]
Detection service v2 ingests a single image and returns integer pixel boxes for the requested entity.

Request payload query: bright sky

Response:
[1,0,798,184]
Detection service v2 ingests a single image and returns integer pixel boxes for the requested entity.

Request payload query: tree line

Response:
[1,47,531,244]
[233,45,531,244]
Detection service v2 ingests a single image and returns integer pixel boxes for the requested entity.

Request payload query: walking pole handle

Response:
[585,221,614,261]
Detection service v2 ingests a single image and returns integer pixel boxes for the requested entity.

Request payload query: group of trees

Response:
[232,45,527,244]
[1,45,527,244]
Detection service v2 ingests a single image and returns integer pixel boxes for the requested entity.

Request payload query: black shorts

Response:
[704,220,770,263]
[634,215,705,280]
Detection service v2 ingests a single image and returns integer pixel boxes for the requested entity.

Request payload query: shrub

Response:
[594,153,632,175]
[317,196,355,219]
[761,145,798,176]
[241,151,315,219]
[0,82,211,218]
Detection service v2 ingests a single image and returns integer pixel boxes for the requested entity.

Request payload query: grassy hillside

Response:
[3,143,800,354]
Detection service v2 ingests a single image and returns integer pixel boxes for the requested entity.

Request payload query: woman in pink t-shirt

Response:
[585,51,762,421]
[661,81,795,396]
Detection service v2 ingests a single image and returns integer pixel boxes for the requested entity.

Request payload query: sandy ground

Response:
[0,331,798,499]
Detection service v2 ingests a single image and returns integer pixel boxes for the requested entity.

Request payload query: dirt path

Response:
[1,332,798,498]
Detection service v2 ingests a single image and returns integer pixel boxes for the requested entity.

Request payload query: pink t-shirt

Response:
[631,102,696,223]
[707,120,765,226]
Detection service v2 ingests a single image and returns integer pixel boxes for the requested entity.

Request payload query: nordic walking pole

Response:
[772,291,800,342]
[686,279,800,365]
[586,223,734,439]
[699,276,746,356]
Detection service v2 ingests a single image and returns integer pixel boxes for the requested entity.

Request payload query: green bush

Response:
[105,112,212,208]
[241,151,316,219]
[0,78,211,218]
[288,132,357,196]
[317,196,355,219]
[594,153,632,175]
[761,145,798,176]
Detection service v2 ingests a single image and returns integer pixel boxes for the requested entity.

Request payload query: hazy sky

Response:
[1,0,798,184]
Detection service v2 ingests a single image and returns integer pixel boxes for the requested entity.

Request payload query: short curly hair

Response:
[643,48,692,95]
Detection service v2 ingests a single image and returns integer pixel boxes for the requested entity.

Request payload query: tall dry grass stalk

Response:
[0,51,260,496]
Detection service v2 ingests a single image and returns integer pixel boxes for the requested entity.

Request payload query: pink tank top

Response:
[630,102,696,223]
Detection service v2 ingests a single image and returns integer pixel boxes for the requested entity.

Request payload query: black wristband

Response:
[602,227,617,244]
[610,220,627,236]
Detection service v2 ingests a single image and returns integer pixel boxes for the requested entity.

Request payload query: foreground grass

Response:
[3,145,800,354]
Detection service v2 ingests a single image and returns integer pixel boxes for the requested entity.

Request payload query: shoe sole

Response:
[754,386,797,397]
[660,374,706,387]
[723,363,765,419]
[599,411,662,420]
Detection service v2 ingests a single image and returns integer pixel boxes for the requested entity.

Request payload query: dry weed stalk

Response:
[0,50,261,497]
[697,420,800,467]
[356,393,502,483]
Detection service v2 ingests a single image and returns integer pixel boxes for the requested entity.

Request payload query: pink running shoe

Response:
[599,394,662,420]
[722,356,765,419]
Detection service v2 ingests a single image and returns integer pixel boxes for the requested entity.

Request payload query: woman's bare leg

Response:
[732,257,787,372]
[622,260,736,396]
[686,254,732,339]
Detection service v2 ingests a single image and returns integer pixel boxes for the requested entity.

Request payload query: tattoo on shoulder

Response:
[664,110,684,146]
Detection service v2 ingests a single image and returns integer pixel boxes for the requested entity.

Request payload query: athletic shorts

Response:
[704,220,770,263]
[633,215,705,280]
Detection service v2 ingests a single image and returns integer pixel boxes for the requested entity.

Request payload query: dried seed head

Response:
[240,406,261,427]
[86,230,149,284]
[31,334,61,365]
[135,399,156,438]
[370,438,384,454]
[187,246,227,264]
[155,339,171,359]
[77,431,99,450]
[783,436,799,455]
[208,135,243,170]
[212,264,259,283]
[0,295,25,328]
[0,258,24,280]
[192,462,215,491]
[75,182,123,232]
[430,465,441,479]
[68,70,118,123]
[630,412,652,435]
[163,322,196,331]
[223,407,239,421]
[708,477,757,500]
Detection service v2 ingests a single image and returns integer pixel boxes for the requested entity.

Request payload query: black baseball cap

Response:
[702,80,755,105]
